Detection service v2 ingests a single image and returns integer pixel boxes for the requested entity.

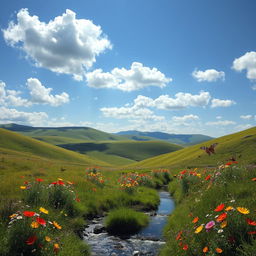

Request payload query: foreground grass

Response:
[161,163,256,256]
[0,148,171,255]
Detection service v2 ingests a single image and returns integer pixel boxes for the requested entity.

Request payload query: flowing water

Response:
[83,191,175,256]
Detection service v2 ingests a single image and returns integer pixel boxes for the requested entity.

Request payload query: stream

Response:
[83,191,175,256]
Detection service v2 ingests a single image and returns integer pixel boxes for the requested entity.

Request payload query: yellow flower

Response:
[220,220,227,228]
[195,225,204,233]
[54,243,60,249]
[45,236,51,242]
[31,221,39,228]
[237,207,250,215]
[20,186,26,190]
[39,207,49,214]
[53,221,62,229]
[225,206,234,211]
[196,173,201,178]
[58,178,63,181]
[9,213,18,219]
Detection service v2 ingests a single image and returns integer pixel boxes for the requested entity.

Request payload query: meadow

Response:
[0,126,255,255]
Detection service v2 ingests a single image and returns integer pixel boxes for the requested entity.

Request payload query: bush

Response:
[105,208,149,235]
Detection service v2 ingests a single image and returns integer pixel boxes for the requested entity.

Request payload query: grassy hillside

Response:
[0,128,109,166]
[33,135,87,145]
[60,140,183,165]
[0,123,127,142]
[128,127,256,168]
[116,130,213,145]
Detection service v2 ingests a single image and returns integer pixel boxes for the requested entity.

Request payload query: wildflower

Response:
[218,229,224,233]
[246,218,256,226]
[205,221,215,230]
[215,248,223,253]
[53,221,62,229]
[247,231,256,235]
[252,178,256,181]
[205,175,211,181]
[57,180,65,185]
[45,236,51,242]
[20,186,26,190]
[214,203,225,212]
[203,246,209,253]
[67,181,73,185]
[192,217,199,223]
[237,207,250,215]
[36,178,44,182]
[26,235,37,245]
[23,211,35,217]
[54,243,60,253]
[225,206,234,211]
[176,231,182,240]
[220,220,227,228]
[75,197,80,202]
[39,207,49,214]
[9,213,18,219]
[36,217,46,226]
[216,212,227,222]
[182,244,188,250]
[31,221,39,228]
[195,225,204,233]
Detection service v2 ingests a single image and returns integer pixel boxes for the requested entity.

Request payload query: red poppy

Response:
[246,218,256,226]
[216,212,227,222]
[51,181,57,185]
[251,178,256,181]
[180,170,187,175]
[225,162,232,166]
[182,244,189,250]
[23,211,35,217]
[57,180,65,185]
[36,217,46,226]
[176,231,182,240]
[26,235,37,245]
[248,231,256,235]
[36,178,44,182]
[75,197,80,202]
[205,175,211,181]
[214,203,225,212]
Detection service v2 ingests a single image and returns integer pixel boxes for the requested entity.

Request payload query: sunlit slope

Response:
[60,140,183,165]
[0,128,110,166]
[0,123,127,142]
[127,127,256,168]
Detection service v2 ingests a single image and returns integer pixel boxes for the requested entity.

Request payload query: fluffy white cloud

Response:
[153,91,211,110]
[172,114,199,123]
[240,115,253,120]
[206,120,236,126]
[211,98,236,108]
[101,106,165,121]
[251,85,256,90]
[232,51,256,80]
[27,78,69,106]
[3,9,112,80]
[0,81,31,107]
[86,62,172,91]
[0,106,48,126]
[192,69,225,82]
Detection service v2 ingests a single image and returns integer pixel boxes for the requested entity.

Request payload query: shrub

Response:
[105,208,149,235]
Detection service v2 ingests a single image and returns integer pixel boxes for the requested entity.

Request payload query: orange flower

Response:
[216,212,227,222]
[54,243,60,253]
[214,203,225,212]
[31,221,39,228]
[176,231,182,240]
[237,207,250,214]
[216,248,223,253]
[53,221,62,230]
[251,178,256,181]
[246,218,256,226]
[220,220,227,228]
[45,236,51,242]
[192,217,199,223]
[225,206,234,211]
[203,246,209,253]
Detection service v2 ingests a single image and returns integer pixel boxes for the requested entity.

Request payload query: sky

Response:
[0,0,256,137]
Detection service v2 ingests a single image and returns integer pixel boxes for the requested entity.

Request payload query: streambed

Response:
[83,191,175,256]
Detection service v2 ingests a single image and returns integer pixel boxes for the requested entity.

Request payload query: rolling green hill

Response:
[60,140,183,165]
[127,127,256,168]
[115,130,213,145]
[0,123,127,143]
[0,128,109,166]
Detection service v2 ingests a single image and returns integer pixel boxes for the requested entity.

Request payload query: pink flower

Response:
[205,220,215,230]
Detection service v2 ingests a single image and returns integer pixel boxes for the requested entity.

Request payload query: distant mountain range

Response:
[115,130,213,146]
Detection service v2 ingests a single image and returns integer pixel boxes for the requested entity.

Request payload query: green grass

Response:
[32,136,88,145]
[128,126,256,168]
[105,208,149,235]
[0,128,110,166]
[60,140,182,165]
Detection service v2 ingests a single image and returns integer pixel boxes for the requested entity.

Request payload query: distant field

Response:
[128,127,256,168]
[60,140,183,165]
[0,128,110,166]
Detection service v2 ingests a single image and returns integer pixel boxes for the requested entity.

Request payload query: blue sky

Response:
[0,0,255,137]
